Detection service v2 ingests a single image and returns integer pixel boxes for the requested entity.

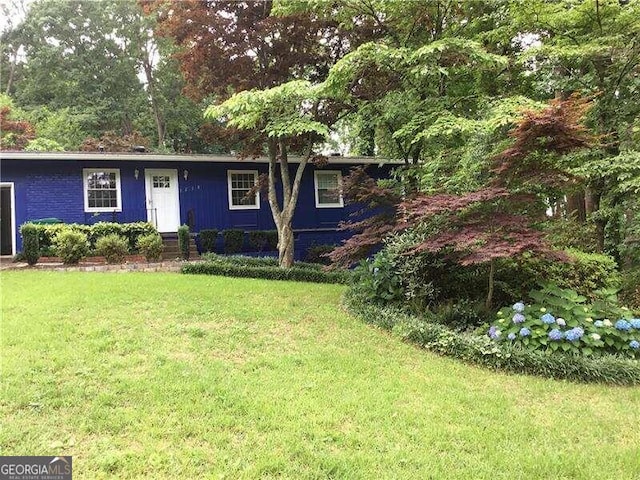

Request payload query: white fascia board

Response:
[0,151,404,165]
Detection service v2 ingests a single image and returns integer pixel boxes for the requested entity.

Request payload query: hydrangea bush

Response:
[486,284,640,358]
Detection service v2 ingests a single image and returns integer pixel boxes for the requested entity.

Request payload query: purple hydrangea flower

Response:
[594,320,604,328]
[512,313,526,324]
[565,327,584,342]
[519,327,531,337]
[630,319,640,329]
[615,320,632,331]
[541,313,555,325]
[507,332,516,340]
[488,326,501,340]
[630,340,640,350]
[512,302,525,313]
[548,329,564,341]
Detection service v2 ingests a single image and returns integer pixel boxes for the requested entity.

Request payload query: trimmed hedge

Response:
[19,223,40,265]
[33,222,157,252]
[199,229,218,253]
[248,230,271,252]
[178,224,190,260]
[183,255,350,284]
[223,229,244,254]
[344,293,640,385]
[305,244,336,265]
[200,253,322,270]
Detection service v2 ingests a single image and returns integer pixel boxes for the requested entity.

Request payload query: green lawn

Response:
[1,271,639,479]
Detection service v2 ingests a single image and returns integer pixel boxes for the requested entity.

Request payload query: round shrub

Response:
[136,233,164,262]
[19,223,40,265]
[54,229,89,265]
[95,234,129,264]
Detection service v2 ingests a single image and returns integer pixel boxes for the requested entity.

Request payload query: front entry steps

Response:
[160,232,199,260]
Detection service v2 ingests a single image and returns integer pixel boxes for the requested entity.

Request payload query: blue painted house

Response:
[0,151,397,257]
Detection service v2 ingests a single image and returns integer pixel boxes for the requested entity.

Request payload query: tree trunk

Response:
[584,187,598,215]
[277,224,295,269]
[143,60,165,147]
[595,219,606,252]
[4,49,18,95]
[566,191,586,222]
[485,259,495,310]
[265,139,312,269]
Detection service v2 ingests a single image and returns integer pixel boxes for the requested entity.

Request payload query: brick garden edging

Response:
[1,260,201,273]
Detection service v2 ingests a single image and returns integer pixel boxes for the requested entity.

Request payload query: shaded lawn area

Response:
[1,272,639,479]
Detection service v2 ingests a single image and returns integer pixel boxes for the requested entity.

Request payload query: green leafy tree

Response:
[205,81,330,268]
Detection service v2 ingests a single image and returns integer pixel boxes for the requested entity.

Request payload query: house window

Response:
[227,170,259,210]
[83,169,122,212]
[314,170,343,208]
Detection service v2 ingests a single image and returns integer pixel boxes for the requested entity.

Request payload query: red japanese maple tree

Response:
[332,95,593,308]
[0,106,35,150]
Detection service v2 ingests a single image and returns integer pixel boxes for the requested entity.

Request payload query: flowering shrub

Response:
[486,284,640,358]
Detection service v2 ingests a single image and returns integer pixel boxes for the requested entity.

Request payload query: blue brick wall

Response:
[1,158,394,255]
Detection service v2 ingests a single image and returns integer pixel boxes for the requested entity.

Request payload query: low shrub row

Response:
[197,229,334,264]
[31,221,157,252]
[344,292,640,385]
[20,222,163,265]
[198,229,279,254]
[200,253,322,270]
[182,255,350,284]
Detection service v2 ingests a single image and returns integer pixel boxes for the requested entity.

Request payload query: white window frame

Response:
[227,170,260,210]
[83,168,122,213]
[314,170,344,208]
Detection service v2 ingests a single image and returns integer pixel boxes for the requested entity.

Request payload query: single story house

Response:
[0,151,398,257]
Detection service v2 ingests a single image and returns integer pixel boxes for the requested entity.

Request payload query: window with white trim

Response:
[314,170,343,208]
[83,169,122,212]
[227,170,259,210]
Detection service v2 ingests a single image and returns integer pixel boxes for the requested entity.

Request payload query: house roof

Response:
[0,151,403,165]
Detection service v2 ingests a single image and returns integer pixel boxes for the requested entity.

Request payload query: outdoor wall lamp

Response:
[184,169,189,180]
[134,169,139,180]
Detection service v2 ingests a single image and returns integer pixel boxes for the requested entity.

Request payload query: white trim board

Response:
[0,182,16,256]
[0,151,403,165]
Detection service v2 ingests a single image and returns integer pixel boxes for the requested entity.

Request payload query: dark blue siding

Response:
[1,158,393,255]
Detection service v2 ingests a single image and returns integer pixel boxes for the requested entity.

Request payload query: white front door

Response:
[145,169,180,232]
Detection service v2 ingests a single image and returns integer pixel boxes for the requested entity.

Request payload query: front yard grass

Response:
[1,271,639,479]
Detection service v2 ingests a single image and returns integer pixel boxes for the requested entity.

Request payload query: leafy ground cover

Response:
[1,271,639,479]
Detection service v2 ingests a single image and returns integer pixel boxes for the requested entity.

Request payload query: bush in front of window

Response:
[223,229,244,254]
[198,229,218,253]
[95,234,130,264]
[304,244,336,265]
[265,230,278,251]
[136,233,164,262]
[248,231,270,252]
[178,224,190,260]
[54,229,90,265]
[20,223,40,265]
